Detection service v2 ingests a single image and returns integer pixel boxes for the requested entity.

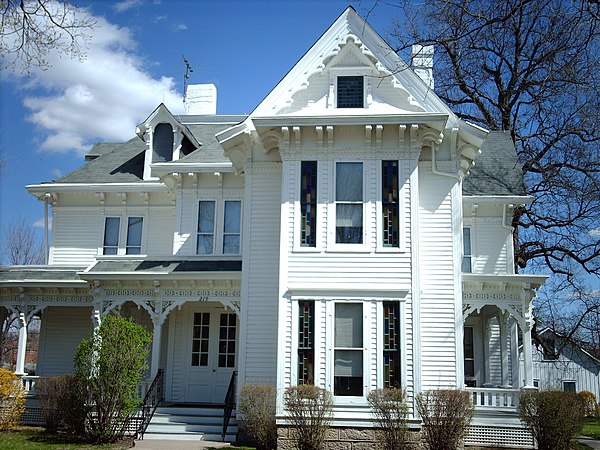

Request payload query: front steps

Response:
[142,405,238,442]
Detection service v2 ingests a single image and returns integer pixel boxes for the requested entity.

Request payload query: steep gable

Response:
[252,7,455,121]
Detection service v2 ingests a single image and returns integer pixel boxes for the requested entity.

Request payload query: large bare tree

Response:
[386,0,599,342]
[0,0,94,72]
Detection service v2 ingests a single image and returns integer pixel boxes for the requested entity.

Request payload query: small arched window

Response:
[153,122,174,162]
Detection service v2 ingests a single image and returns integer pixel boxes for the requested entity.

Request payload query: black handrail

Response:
[222,370,237,441]
[133,369,164,440]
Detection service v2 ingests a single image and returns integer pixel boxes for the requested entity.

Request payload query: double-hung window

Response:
[335,162,363,244]
[102,216,144,255]
[334,303,363,396]
[196,200,242,255]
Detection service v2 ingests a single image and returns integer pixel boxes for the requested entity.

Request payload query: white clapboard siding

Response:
[50,208,100,266]
[146,207,176,256]
[37,306,92,376]
[418,166,458,389]
[487,318,502,386]
[242,164,281,385]
[473,221,509,274]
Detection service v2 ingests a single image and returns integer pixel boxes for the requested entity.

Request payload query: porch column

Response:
[522,319,534,388]
[482,317,493,387]
[150,315,163,379]
[14,313,28,376]
[510,318,520,388]
[499,312,510,387]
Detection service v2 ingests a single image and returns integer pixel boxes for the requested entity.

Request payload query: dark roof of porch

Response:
[0,266,86,282]
[85,259,242,273]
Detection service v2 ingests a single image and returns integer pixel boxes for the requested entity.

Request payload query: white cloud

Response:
[114,0,144,13]
[8,3,184,156]
[176,23,188,31]
[589,228,600,238]
[33,218,52,230]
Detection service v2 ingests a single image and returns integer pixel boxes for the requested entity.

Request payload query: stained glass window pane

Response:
[383,302,401,388]
[298,301,314,384]
[300,161,317,247]
[382,161,399,247]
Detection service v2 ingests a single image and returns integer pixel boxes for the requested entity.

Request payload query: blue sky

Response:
[0,0,395,239]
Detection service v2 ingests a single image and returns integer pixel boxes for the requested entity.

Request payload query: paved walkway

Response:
[133,440,231,449]
[579,436,600,450]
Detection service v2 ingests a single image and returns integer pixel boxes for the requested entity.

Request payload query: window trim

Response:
[336,75,365,109]
[195,199,243,256]
[562,380,577,393]
[376,160,406,252]
[462,226,474,273]
[329,161,367,251]
[100,214,146,256]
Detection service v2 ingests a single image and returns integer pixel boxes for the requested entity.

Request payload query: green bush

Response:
[284,384,333,450]
[238,384,277,450]
[416,389,473,450]
[74,314,152,443]
[368,388,410,450]
[519,390,586,450]
[0,368,25,431]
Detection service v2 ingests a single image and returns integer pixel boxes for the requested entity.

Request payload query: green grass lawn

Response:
[0,427,132,450]
[582,417,600,440]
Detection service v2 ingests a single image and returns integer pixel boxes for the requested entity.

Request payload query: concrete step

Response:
[141,405,237,443]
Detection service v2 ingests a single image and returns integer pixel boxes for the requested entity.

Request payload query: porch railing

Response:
[222,370,237,441]
[467,387,521,411]
[129,369,164,439]
[21,375,40,394]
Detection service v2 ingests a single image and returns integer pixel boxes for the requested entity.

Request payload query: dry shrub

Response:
[284,384,333,450]
[519,390,585,450]
[0,368,25,431]
[37,374,86,434]
[238,384,277,450]
[416,389,473,450]
[368,388,410,450]
[578,390,599,417]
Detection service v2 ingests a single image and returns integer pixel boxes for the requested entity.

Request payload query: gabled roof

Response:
[252,6,456,121]
[463,131,527,197]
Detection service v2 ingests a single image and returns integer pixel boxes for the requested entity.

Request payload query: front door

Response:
[185,308,237,403]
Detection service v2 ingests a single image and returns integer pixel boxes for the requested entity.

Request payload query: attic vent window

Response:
[337,76,364,108]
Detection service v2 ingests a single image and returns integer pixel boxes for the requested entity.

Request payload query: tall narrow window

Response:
[103,217,120,255]
[337,76,364,108]
[464,326,475,383]
[300,161,317,247]
[153,122,174,162]
[462,227,472,273]
[218,313,236,368]
[223,201,241,254]
[336,162,363,244]
[298,301,315,384]
[191,312,210,366]
[126,217,143,254]
[334,303,363,396]
[383,302,401,388]
[382,161,399,247]
[197,201,216,254]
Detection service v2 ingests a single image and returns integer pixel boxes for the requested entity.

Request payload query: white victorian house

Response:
[0,7,546,447]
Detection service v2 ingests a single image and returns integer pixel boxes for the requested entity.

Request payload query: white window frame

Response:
[562,380,577,393]
[376,159,407,252]
[100,214,146,256]
[462,225,474,273]
[376,300,407,390]
[329,161,367,251]
[336,75,365,109]
[196,199,243,256]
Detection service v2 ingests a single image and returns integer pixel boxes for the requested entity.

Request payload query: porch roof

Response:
[462,273,548,290]
[0,265,88,287]
[79,259,242,280]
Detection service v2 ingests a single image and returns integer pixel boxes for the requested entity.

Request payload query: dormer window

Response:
[153,122,174,162]
[337,76,364,108]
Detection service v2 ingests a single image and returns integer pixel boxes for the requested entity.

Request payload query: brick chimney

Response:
[410,45,434,91]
